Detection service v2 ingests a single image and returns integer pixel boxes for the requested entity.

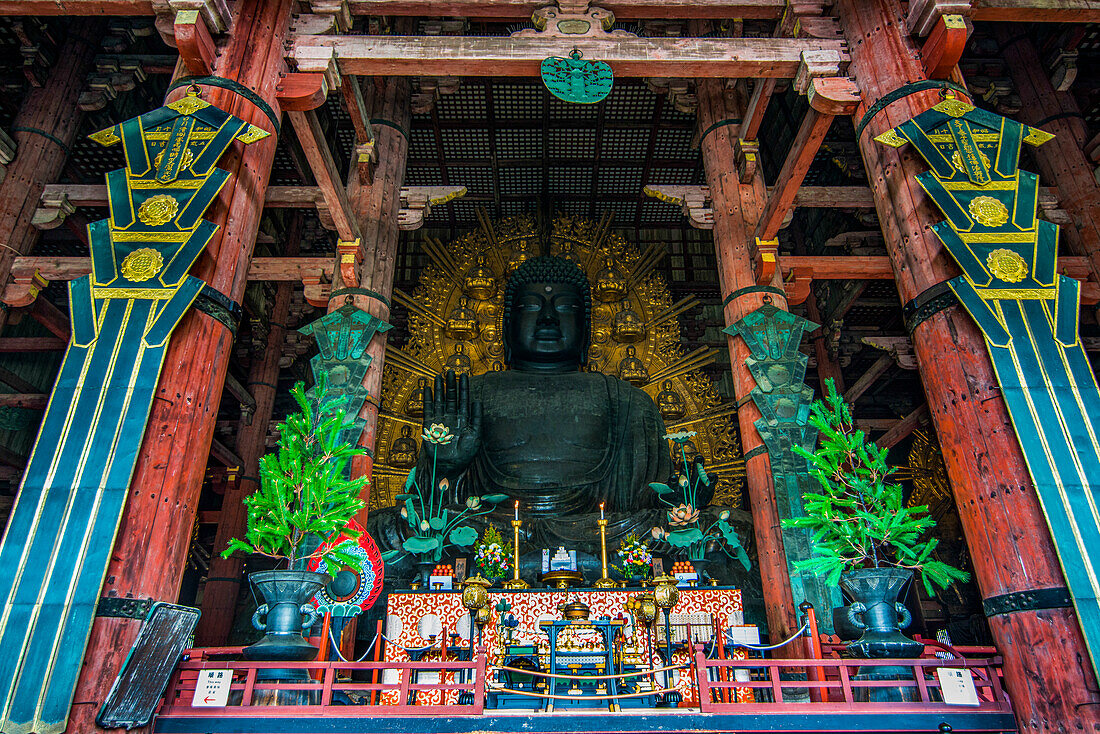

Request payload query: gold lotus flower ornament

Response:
[986,249,1029,283]
[968,195,1010,228]
[137,194,179,227]
[120,248,164,283]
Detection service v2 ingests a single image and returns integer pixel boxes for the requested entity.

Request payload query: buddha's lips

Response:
[534,328,561,339]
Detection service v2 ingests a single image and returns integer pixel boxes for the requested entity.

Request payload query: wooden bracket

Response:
[398,186,468,230]
[1048,49,1078,92]
[753,237,779,286]
[302,268,332,309]
[31,191,75,230]
[862,335,919,370]
[337,238,361,288]
[276,72,329,111]
[642,185,713,229]
[4,270,48,309]
[174,9,217,75]
[734,138,759,183]
[293,45,341,90]
[807,76,861,115]
[355,141,377,185]
[794,49,842,94]
[783,266,812,305]
[512,3,635,40]
[920,14,969,79]
[308,0,353,33]
[906,0,972,37]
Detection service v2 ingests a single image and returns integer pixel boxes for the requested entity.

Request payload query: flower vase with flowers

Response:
[473,525,512,583]
[613,533,653,584]
[649,431,751,568]
[380,422,508,565]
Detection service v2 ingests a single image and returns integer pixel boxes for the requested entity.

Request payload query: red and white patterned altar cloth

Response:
[384,588,755,706]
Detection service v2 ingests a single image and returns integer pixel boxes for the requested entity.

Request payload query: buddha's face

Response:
[506,281,585,371]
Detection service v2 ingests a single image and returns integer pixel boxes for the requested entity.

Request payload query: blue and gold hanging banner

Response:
[0,90,268,734]
[876,96,1100,675]
[724,303,843,631]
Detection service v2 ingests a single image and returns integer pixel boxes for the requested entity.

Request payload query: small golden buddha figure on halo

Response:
[446,297,480,341]
[464,253,497,300]
[508,239,531,273]
[618,345,649,386]
[390,425,420,469]
[444,343,473,373]
[656,379,686,421]
[612,303,645,343]
[405,377,427,418]
[594,257,627,303]
[556,239,580,264]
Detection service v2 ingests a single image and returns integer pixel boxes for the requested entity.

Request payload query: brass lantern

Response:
[652,574,679,612]
[461,574,491,613]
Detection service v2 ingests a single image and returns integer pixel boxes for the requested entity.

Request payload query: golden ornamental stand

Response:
[502,519,530,589]
[594,515,617,588]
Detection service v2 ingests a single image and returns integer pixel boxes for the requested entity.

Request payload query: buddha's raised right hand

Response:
[422,369,482,476]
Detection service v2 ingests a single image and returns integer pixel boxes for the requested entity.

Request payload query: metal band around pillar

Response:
[853,80,970,143]
[903,281,957,335]
[722,285,787,309]
[982,587,1073,617]
[194,284,243,336]
[330,287,392,310]
[168,75,282,136]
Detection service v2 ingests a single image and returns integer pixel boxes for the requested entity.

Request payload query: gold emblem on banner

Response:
[137,194,180,226]
[934,97,976,118]
[952,149,990,176]
[121,248,165,282]
[985,249,1029,283]
[969,196,1010,228]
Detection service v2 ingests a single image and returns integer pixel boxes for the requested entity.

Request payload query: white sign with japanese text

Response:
[936,667,980,706]
[191,669,233,707]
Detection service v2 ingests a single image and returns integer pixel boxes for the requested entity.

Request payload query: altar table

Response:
[383,587,755,706]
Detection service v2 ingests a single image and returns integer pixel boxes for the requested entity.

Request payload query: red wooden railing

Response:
[692,645,1012,715]
[160,650,487,716]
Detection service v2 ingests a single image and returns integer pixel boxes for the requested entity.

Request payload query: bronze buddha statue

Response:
[372,256,671,561]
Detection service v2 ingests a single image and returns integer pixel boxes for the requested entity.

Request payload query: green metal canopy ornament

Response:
[541,49,613,104]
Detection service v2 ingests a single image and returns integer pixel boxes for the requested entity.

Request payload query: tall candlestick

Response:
[503,517,529,589]
[594,515,616,588]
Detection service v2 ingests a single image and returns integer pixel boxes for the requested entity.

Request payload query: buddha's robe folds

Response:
[462,370,671,547]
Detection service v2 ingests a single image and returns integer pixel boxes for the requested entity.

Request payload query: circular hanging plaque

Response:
[541,50,613,104]
[308,519,385,616]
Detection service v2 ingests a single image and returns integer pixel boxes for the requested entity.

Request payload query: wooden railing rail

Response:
[693,646,1011,714]
[159,650,487,716]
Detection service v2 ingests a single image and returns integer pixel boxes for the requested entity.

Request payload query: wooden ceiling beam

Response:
[2,0,1095,22]
[286,110,361,242]
[970,0,1100,22]
[875,404,930,450]
[291,35,849,78]
[345,0,786,18]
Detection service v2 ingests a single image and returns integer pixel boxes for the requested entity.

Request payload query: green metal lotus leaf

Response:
[449,525,479,547]
[666,528,704,547]
[428,516,446,530]
[481,494,509,504]
[403,536,440,554]
[649,482,673,495]
[404,467,417,491]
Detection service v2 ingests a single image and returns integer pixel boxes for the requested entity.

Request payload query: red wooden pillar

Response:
[837,0,1100,728]
[0,21,103,332]
[64,0,294,729]
[335,77,411,521]
[697,78,801,650]
[194,215,301,646]
[998,30,1100,290]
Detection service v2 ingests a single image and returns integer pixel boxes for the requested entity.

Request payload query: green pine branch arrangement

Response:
[783,379,970,596]
[221,371,368,571]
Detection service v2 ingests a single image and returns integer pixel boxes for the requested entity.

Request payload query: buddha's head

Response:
[502,256,592,371]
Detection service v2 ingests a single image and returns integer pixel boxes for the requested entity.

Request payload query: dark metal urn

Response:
[243,570,330,683]
[840,567,923,702]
